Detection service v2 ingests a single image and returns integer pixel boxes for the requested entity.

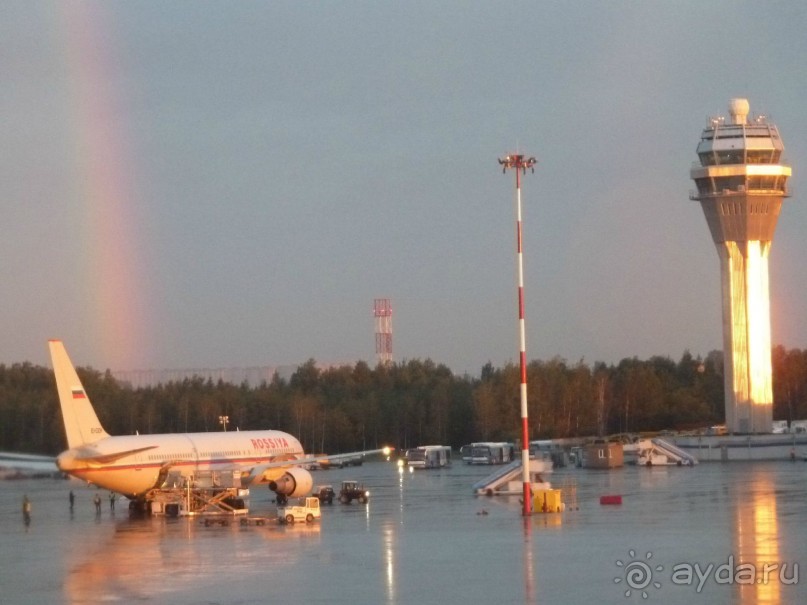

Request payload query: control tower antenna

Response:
[374,298,393,366]
[690,99,793,434]
[498,153,537,516]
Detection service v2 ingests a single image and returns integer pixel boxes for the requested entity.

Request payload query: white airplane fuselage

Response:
[57,430,304,497]
[48,340,389,503]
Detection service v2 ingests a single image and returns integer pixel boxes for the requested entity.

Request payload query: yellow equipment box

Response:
[533,488,563,513]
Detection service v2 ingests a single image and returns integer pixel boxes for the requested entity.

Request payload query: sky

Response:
[1,1,806,377]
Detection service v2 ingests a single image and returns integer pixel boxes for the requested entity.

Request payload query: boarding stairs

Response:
[472,458,552,496]
[636,438,698,466]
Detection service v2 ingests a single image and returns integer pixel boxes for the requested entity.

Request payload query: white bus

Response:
[405,445,452,469]
[460,442,514,465]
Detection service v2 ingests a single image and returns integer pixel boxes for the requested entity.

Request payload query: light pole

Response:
[498,153,537,516]
[218,415,229,432]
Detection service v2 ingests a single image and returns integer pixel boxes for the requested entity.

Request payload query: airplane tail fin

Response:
[49,340,110,448]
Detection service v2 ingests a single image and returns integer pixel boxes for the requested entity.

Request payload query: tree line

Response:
[3,346,807,456]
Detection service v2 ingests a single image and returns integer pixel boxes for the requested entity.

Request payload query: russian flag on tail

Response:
[71,388,86,399]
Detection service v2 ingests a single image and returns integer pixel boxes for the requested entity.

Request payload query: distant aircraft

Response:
[0,451,58,479]
[49,340,390,505]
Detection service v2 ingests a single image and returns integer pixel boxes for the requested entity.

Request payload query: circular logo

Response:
[615,549,663,599]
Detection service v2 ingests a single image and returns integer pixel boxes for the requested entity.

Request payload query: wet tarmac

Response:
[1,460,805,604]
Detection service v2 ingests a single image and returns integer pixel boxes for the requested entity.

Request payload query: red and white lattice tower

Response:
[498,153,537,517]
[374,298,393,365]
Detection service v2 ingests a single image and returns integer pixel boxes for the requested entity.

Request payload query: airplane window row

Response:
[147,453,193,461]
[204,451,244,458]
[143,448,295,463]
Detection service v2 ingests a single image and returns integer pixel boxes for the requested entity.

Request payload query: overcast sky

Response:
[2,1,806,376]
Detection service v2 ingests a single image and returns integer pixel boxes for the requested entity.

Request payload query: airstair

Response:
[635,438,698,466]
[472,458,552,496]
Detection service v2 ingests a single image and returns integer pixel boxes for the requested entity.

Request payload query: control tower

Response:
[690,98,792,434]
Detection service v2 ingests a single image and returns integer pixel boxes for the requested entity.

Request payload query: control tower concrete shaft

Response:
[690,99,792,434]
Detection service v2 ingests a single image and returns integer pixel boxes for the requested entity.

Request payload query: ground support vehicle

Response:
[339,480,369,504]
[313,485,335,504]
[278,497,321,524]
[149,485,249,517]
[239,516,271,526]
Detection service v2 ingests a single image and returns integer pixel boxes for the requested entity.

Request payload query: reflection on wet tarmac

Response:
[65,515,320,603]
[382,522,396,603]
[521,517,535,604]
[1,461,805,604]
[732,468,797,605]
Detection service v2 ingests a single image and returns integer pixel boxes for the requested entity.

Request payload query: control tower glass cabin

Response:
[690,98,792,434]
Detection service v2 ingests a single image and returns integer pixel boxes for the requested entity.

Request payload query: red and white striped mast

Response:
[373,298,393,365]
[498,153,537,516]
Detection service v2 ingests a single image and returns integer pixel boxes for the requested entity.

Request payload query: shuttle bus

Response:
[405,445,452,469]
[460,442,514,465]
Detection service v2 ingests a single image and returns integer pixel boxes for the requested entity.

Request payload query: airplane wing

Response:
[286,446,393,469]
[240,446,393,485]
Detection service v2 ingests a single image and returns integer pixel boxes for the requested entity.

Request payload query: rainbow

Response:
[56,4,153,369]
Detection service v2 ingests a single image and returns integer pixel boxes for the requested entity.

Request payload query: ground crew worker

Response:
[22,495,31,526]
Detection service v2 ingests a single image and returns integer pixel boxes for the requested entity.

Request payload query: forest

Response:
[2,346,807,456]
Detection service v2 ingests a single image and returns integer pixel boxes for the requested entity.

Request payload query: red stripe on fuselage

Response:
[66,456,299,475]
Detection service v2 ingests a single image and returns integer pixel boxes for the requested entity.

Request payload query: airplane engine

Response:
[267,467,313,500]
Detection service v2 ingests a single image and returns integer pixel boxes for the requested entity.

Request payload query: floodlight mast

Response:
[498,153,537,517]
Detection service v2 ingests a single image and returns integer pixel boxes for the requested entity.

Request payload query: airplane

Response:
[0,451,59,479]
[49,340,391,506]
